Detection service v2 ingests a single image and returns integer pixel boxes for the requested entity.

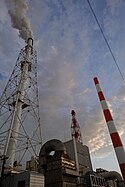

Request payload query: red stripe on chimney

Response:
[111,132,123,148]
[103,109,113,122]
[94,77,99,85]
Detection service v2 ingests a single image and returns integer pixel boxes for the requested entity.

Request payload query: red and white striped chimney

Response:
[94,77,125,181]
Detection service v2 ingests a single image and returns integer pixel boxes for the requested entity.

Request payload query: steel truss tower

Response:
[71,110,83,144]
[0,38,42,168]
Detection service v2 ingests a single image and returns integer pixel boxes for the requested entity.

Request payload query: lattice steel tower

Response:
[0,38,42,168]
[71,110,82,144]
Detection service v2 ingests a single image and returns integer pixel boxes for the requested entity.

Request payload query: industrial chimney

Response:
[94,77,125,181]
[4,38,33,168]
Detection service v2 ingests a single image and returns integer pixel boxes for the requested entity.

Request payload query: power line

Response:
[86,0,125,84]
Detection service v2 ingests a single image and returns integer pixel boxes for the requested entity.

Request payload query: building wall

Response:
[3,171,44,187]
[13,171,30,187]
[30,172,44,187]
[44,153,78,187]
[64,140,93,171]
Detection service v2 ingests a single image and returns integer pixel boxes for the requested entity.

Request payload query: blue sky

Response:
[1,0,125,173]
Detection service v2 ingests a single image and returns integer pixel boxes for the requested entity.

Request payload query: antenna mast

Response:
[71,110,83,144]
[71,110,83,172]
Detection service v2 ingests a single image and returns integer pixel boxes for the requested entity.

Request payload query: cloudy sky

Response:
[1,0,125,173]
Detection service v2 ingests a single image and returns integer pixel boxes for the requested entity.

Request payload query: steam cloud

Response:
[5,0,33,42]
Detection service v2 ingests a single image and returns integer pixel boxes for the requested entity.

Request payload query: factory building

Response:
[2,171,44,187]
[38,139,79,187]
[38,139,124,187]
[64,139,93,172]
[1,138,125,187]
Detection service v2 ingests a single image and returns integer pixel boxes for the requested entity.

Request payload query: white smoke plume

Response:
[5,0,33,42]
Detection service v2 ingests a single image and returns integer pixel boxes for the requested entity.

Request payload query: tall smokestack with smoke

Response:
[5,0,33,42]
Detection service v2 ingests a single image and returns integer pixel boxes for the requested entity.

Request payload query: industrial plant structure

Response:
[94,77,125,181]
[0,40,125,187]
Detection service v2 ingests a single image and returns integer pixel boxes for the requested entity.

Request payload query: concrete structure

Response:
[2,171,44,187]
[64,140,93,172]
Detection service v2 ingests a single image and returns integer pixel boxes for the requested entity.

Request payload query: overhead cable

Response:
[86,0,125,83]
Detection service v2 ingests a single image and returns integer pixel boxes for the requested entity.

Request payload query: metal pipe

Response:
[73,136,79,172]
[98,171,125,187]
[94,77,125,181]
[71,110,80,185]
[5,38,33,167]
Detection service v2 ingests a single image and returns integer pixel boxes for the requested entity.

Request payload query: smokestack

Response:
[25,37,33,62]
[5,38,33,168]
[27,38,33,46]
[93,77,125,181]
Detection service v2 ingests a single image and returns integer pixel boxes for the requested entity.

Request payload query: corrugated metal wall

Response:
[30,173,44,187]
